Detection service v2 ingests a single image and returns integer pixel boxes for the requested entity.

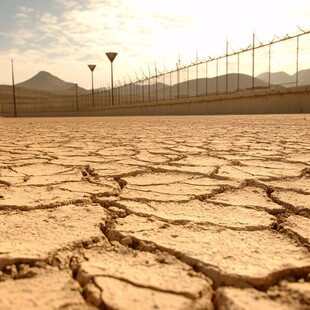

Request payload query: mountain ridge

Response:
[16,71,86,92]
[11,68,310,94]
[257,68,310,86]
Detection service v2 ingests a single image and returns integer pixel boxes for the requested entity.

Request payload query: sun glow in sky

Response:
[0,0,309,89]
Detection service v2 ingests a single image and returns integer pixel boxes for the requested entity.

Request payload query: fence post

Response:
[75,84,79,111]
[155,64,158,101]
[196,62,198,97]
[237,53,240,92]
[296,35,299,87]
[163,74,165,100]
[226,40,228,93]
[195,51,198,97]
[11,59,17,117]
[187,67,190,98]
[129,80,132,104]
[205,61,208,96]
[177,63,180,99]
[252,32,255,90]
[141,78,144,103]
[170,71,172,100]
[268,43,271,88]
[216,59,219,94]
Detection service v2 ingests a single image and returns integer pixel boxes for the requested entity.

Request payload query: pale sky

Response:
[0,0,309,89]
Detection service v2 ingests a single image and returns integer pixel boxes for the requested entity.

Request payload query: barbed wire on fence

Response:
[1,27,310,115]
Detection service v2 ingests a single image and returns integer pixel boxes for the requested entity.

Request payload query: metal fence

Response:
[1,28,310,115]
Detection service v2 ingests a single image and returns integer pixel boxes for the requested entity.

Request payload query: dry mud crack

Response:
[0,115,310,309]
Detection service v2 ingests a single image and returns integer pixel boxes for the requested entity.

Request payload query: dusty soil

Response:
[0,115,309,309]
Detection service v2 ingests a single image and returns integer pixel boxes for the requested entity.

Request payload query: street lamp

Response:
[105,52,118,106]
[87,64,96,108]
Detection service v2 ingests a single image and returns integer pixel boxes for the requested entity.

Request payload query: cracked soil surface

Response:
[0,115,309,309]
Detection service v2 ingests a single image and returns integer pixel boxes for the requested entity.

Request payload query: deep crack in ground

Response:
[0,115,309,309]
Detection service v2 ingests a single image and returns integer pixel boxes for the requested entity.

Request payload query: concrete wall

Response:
[3,85,310,117]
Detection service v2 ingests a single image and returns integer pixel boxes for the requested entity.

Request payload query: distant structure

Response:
[0,28,309,116]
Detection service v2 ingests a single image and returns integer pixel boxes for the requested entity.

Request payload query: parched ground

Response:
[0,114,309,309]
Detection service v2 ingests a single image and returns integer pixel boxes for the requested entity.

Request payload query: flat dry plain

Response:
[0,115,310,309]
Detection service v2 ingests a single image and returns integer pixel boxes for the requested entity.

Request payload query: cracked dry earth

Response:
[0,115,309,310]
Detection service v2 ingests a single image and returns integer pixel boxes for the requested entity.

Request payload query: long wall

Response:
[2,85,310,117]
[99,86,310,116]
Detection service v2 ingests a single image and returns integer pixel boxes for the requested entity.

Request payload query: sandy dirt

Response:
[0,114,309,309]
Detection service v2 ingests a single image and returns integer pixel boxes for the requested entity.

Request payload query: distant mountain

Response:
[257,71,294,86]
[121,73,269,98]
[16,71,86,92]
[294,69,310,86]
[11,68,310,94]
[257,69,310,87]
[175,73,268,96]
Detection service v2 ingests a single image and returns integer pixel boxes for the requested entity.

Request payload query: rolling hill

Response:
[12,71,268,97]
[296,69,310,86]
[257,68,310,87]
[10,68,310,97]
[16,71,86,92]
[120,73,269,98]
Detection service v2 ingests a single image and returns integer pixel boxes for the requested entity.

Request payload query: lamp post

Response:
[87,64,96,108]
[105,52,118,106]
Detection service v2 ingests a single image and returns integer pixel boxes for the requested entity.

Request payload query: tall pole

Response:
[216,59,219,94]
[11,59,17,117]
[226,39,229,93]
[148,66,151,102]
[170,70,172,100]
[163,72,165,100]
[91,71,94,107]
[127,74,132,104]
[237,53,240,92]
[87,64,96,109]
[268,43,271,88]
[155,63,158,101]
[206,61,208,96]
[196,49,199,97]
[106,52,118,106]
[252,32,255,90]
[134,71,139,103]
[117,80,121,105]
[140,71,145,103]
[296,35,299,87]
[75,83,79,111]
[111,61,114,104]
[187,66,189,98]
[177,55,180,99]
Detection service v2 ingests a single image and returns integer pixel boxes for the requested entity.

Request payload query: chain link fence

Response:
[1,29,309,116]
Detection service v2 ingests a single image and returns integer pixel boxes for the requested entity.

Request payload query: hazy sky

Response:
[0,0,309,89]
